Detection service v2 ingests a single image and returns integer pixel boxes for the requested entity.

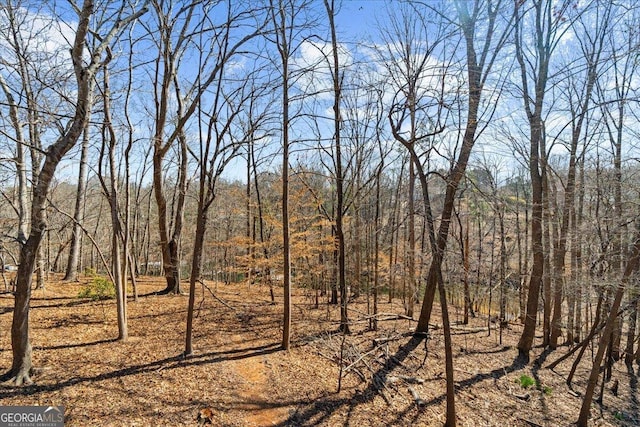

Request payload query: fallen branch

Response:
[511,392,531,401]
[567,388,580,397]
[450,326,490,335]
[454,367,476,376]
[373,373,392,404]
[408,386,427,408]
[198,279,239,312]
[343,339,395,374]
[373,334,403,347]
[450,325,487,333]
[365,312,415,321]
[387,375,425,385]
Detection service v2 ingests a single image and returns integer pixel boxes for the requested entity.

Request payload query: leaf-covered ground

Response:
[0,275,637,426]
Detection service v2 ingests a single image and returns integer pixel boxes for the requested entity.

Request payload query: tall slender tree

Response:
[268,0,313,349]
[514,0,575,360]
[184,9,268,353]
[323,0,350,333]
[548,0,610,349]
[62,106,91,281]
[414,0,513,336]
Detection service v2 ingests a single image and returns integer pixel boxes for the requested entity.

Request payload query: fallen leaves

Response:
[0,275,635,426]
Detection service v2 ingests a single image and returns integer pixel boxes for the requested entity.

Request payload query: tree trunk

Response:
[103,62,128,341]
[541,161,552,347]
[372,162,382,331]
[514,0,551,361]
[407,161,416,317]
[64,111,91,281]
[414,0,500,338]
[566,204,577,345]
[463,214,472,323]
[515,178,526,322]
[156,129,187,295]
[325,0,349,334]
[499,205,507,345]
[3,0,147,384]
[517,130,544,361]
[388,159,405,304]
[625,294,638,365]
[271,0,294,348]
[251,139,275,303]
[185,204,208,356]
[6,235,39,385]
[574,158,586,342]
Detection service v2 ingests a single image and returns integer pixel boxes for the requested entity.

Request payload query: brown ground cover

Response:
[0,275,637,426]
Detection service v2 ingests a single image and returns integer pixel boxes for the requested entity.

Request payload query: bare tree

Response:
[146,0,195,295]
[596,3,640,363]
[268,0,305,349]
[62,110,91,281]
[547,0,611,349]
[97,59,129,341]
[322,0,350,333]
[413,0,512,338]
[184,7,268,353]
[513,0,574,361]
[267,0,325,349]
[577,232,640,425]
[144,0,266,295]
[0,0,148,385]
[376,3,435,320]
[380,3,455,424]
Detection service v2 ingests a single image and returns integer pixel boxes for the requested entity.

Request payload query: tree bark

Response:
[63,111,91,281]
[514,0,555,361]
[269,0,294,348]
[102,63,128,341]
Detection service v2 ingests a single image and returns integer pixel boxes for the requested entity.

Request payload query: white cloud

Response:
[290,40,355,99]
[0,6,76,64]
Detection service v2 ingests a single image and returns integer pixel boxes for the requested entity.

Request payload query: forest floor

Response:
[0,274,638,426]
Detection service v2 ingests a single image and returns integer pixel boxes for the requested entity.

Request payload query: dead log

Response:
[567,389,581,397]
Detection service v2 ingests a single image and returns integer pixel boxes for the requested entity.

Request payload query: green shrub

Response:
[542,385,552,395]
[516,374,536,389]
[78,275,115,300]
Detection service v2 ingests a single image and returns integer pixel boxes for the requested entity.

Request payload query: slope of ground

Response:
[0,275,637,426]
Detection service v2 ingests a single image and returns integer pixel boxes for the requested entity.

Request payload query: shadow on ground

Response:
[0,342,281,399]
[276,335,527,426]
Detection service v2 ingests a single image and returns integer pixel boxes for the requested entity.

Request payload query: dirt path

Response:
[231,336,289,426]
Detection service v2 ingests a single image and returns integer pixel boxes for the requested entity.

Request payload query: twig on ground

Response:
[198,279,239,312]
